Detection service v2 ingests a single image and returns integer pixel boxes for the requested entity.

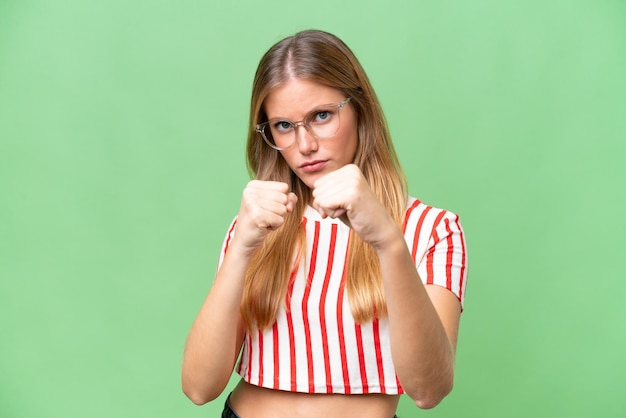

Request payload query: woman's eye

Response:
[274,121,293,132]
[314,110,332,123]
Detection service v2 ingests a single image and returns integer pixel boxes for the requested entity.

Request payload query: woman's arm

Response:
[181,180,297,404]
[181,243,249,405]
[374,230,461,409]
[312,165,464,409]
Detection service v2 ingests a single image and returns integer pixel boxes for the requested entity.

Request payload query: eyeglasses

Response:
[255,98,351,150]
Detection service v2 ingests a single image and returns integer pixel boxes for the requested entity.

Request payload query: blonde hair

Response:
[242,30,407,330]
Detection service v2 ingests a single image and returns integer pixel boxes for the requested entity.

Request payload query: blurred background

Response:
[1,0,625,416]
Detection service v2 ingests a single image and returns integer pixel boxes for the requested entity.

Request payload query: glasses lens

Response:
[263,120,296,149]
[305,106,341,139]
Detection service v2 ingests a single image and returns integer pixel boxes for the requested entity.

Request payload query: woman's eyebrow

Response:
[268,102,335,121]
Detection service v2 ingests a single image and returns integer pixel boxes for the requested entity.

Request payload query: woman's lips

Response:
[300,160,328,173]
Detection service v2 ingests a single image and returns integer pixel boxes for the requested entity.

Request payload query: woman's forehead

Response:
[264,78,343,119]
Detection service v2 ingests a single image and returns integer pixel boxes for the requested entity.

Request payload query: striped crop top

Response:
[216,197,468,394]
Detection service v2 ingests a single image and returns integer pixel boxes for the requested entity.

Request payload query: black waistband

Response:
[221,394,241,418]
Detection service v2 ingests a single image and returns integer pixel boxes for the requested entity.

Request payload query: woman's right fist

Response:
[233,180,297,254]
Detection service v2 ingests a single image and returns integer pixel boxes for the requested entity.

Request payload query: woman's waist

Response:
[229,379,399,418]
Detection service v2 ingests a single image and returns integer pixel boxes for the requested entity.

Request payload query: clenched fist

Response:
[312,164,399,250]
[232,180,298,255]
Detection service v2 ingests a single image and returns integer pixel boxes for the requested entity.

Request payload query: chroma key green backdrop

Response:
[1,1,625,417]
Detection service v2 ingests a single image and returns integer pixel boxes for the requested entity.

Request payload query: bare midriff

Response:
[228,379,400,418]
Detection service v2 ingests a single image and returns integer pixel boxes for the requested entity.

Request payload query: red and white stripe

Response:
[218,197,468,394]
[403,198,468,305]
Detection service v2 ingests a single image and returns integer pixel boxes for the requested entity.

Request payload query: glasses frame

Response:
[255,97,351,150]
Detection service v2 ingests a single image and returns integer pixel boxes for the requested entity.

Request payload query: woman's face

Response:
[263,78,358,189]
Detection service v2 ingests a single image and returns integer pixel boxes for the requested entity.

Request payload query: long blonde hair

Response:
[242,30,407,330]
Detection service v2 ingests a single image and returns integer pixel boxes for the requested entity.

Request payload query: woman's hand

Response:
[312,164,399,250]
[233,180,298,255]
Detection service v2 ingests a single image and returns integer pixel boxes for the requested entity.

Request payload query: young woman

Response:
[182,29,468,418]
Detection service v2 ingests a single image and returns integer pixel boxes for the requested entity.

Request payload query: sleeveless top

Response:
[217,197,468,394]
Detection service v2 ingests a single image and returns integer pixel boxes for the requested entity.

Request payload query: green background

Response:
[1,0,625,417]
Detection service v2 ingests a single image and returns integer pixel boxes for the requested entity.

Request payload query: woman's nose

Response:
[294,125,318,154]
